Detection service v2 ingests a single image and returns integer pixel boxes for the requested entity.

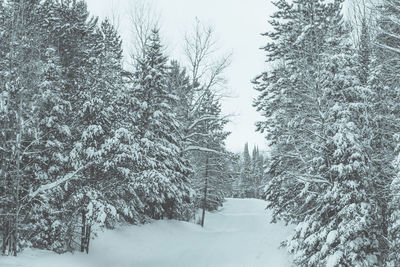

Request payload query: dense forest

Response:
[2,0,400,266]
[0,0,258,256]
[254,0,400,265]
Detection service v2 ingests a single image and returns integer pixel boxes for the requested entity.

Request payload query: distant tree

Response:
[239,143,252,198]
[251,146,265,198]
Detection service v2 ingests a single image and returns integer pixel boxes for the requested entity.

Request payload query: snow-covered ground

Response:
[1,198,293,267]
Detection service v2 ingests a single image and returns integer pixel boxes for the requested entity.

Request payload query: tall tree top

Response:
[264,0,345,63]
[243,143,250,162]
[100,18,123,60]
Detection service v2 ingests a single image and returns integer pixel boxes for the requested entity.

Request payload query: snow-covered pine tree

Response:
[355,4,397,261]
[133,29,194,221]
[230,153,243,198]
[251,146,258,198]
[0,0,73,255]
[25,46,72,254]
[254,0,333,224]
[288,32,381,266]
[166,60,193,128]
[97,18,145,226]
[251,146,264,198]
[374,0,400,265]
[255,0,382,265]
[67,16,147,253]
[31,1,120,253]
[188,89,230,225]
[239,143,252,198]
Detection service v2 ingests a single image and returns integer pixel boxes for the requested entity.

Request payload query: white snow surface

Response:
[1,198,293,267]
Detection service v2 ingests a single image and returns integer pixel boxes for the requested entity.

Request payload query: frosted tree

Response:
[254,0,334,224]
[98,18,145,226]
[0,0,74,255]
[132,29,194,221]
[170,19,232,222]
[255,0,382,265]
[374,0,400,264]
[233,145,265,199]
[188,89,230,225]
[287,39,380,266]
[18,2,125,253]
[251,146,264,198]
[239,143,252,198]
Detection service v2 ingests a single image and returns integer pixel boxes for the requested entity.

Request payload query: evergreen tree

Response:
[252,146,265,198]
[374,0,400,264]
[98,18,145,226]
[239,143,252,198]
[0,0,73,255]
[358,18,371,86]
[188,89,229,225]
[255,0,382,265]
[133,29,194,221]
[166,49,231,220]
[288,38,380,266]
[232,145,265,199]
[0,0,217,256]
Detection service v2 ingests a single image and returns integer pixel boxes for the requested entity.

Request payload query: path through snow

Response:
[1,198,293,267]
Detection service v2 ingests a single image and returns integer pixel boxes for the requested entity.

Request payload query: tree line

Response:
[0,0,233,256]
[254,0,400,265]
[231,143,267,199]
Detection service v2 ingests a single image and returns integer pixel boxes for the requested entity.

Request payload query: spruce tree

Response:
[240,143,252,198]
[255,0,382,265]
[375,0,400,264]
[189,89,229,225]
[0,0,73,255]
[133,29,194,220]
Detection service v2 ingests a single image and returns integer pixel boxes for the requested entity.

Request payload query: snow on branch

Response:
[376,42,400,55]
[184,145,226,155]
[287,172,332,186]
[29,162,94,199]
[187,115,219,131]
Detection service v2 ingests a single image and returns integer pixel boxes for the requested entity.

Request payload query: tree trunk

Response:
[1,125,8,255]
[11,229,16,256]
[85,225,91,254]
[10,95,24,257]
[1,220,8,255]
[201,156,209,227]
[80,209,86,253]
[1,226,5,254]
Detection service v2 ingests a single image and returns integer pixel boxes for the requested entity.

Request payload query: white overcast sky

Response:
[85,0,353,152]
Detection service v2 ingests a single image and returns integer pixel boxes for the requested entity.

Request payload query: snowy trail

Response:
[1,198,293,267]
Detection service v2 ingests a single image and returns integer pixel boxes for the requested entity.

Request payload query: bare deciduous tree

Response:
[127,0,160,63]
[184,18,232,95]
[182,19,232,227]
[107,0,121,31]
